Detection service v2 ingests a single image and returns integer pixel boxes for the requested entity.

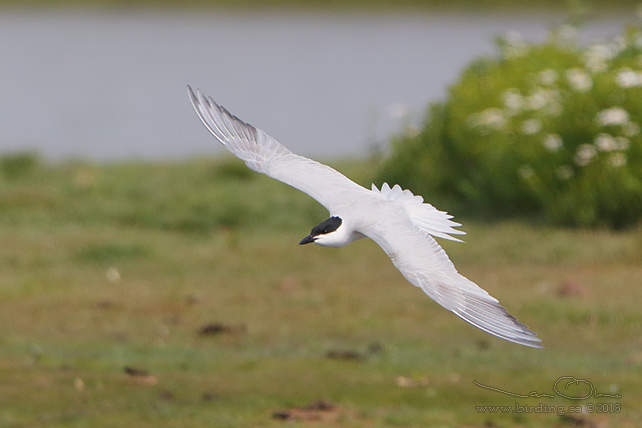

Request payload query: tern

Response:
[187,86,542,348]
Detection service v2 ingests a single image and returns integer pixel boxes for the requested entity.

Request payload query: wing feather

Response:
[363,218,543,348]
[371,183,466,242]
[187,86,368,211]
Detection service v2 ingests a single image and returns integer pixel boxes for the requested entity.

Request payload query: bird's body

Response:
[187,86,542,349]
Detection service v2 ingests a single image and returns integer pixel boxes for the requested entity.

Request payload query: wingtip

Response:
[186,84,199,100]
[186,85,210,107]
[516,336,544,349]
[186,84,202,109]
[502,325,545,349]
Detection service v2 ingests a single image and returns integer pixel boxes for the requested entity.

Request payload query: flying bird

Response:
[187,86,542,348]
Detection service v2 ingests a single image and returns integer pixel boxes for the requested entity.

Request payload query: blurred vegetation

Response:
[0,152,41,181]
[2,0,642,12]
[0,154,641,426]
[0,152,338,234]
[377,24,642,229]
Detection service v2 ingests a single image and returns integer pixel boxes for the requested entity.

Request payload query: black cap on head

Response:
[310,216,342,236]
[299,216,342,245]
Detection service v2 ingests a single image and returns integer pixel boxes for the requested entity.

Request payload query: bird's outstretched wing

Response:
[188,86,541,348]
[363,215,543,348]
[187,86,369,211]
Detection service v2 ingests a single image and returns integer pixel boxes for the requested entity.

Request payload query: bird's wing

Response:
[362,215,543,348]
[187,86,369,211]
[371,183,466,242]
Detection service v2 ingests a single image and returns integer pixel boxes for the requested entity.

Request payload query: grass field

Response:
[0,154,640,427]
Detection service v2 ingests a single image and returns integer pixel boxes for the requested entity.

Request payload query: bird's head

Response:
[299,216,348,248]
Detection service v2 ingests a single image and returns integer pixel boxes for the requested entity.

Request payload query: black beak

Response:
[299,235,316,245]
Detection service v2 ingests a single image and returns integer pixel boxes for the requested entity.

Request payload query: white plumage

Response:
[187,86,542,349]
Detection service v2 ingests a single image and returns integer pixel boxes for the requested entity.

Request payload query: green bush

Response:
[377,26,642,229]
[0,151,41,180]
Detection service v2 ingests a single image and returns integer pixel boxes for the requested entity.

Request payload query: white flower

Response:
[527,93,546,110]
[468,108,506,130]
[616,137,630,151]
[609,152,627,167]
[518,165,534,179]
[594,133,618,151]
[543,134,563,151]
[526,88,562,115]
[584,44,611,73]
[615,68,642,88]
[521,119,542,135]
[566,68,592,92]
[623,122,640,137]
[575,144,597,166]
[596,107,630,126]
[539,69,558,85]
[556,165,574,180]
[610,37,627,56]
[501,89,524,114]
[501,31,527,59]
[527,88,549,110]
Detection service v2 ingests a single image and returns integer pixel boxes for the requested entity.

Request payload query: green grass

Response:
[0,154,640,427]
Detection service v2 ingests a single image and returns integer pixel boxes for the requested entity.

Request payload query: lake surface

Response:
[0,8,635,161]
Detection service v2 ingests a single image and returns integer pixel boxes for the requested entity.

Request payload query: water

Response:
[0,8,635,161]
